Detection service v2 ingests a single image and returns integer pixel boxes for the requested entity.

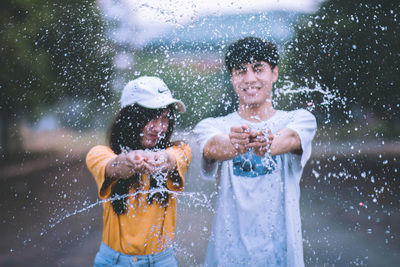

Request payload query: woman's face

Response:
[140,109,170,149]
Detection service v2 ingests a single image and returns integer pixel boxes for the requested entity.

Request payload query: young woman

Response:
[86,76,191,266]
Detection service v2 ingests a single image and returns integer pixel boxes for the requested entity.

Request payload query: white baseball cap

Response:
[120,76,186,113]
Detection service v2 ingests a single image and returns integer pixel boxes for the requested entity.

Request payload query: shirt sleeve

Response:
[193,117,223,180]
[166,143,192,191]
[285,109,317,167]
[85,145,118,199]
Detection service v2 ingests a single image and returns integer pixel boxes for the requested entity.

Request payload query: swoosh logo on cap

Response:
[158,87,168,93]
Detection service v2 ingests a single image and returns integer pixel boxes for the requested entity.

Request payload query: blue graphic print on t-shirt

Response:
[233,152,277,178]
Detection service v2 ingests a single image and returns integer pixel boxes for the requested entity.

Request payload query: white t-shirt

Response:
[193,109,317,267]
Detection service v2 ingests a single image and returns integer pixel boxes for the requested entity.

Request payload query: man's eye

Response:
[235,69,245,74]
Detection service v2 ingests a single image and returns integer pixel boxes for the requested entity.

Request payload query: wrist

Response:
[105,155,122,179]
[164,150,176,170]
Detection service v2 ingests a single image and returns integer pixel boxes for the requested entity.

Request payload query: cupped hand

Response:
[229,124,251,155]
[125,150,153,175]
[145,150,175,175]
[247,129,274,157]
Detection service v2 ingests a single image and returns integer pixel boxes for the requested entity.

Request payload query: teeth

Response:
[242,87,259,90]
[242,87,259,92]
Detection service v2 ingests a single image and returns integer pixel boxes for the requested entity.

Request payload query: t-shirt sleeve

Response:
[85,145,118,199]
[166,143,192,192]
[193,117,222,180]
[285,109,317,167]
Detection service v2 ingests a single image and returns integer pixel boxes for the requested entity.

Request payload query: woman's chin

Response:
[141,139,158,149]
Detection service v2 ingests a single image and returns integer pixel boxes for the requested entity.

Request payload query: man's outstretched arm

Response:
[203,125,251,161]
[203,125,301,161]
[203,134,239,161]
[270,128,302,156]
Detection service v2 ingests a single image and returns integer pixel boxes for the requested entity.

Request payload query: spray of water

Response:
[25,188,215,247]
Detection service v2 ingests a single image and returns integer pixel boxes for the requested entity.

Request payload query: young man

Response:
[194,37,317,266]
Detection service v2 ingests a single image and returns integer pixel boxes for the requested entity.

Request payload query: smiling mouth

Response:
[149,132,167,141]
[241,87,260,94]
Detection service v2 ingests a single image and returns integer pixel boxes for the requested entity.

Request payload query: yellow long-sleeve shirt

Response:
[86,144,191,255]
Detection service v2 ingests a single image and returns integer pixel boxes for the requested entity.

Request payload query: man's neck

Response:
[237,101,275,122]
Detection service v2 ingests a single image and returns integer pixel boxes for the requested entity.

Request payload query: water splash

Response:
[24,188,215,246]
[274,80,343,114]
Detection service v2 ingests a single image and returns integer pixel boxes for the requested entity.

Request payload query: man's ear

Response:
[272,66,279,83]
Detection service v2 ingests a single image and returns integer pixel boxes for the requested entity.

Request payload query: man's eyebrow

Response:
[252,62,267,68]
[234,65,247,71]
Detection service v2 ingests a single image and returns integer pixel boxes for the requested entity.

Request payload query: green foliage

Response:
[0,0,115,119]
[284,0,399,122]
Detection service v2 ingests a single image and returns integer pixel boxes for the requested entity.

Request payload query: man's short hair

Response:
[225,37,279,73]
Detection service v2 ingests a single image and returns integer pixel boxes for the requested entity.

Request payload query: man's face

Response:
[231,61,278,106]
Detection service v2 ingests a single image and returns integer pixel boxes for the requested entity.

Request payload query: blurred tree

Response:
[0,0,115,156]
[284,0,399,124]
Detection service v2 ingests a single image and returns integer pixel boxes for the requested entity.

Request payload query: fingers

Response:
[129,150,173,175]
[230,125,250,139]
[246,136,268,148]
[125,150,152,174]
[126,150,147,163]
[229,125,273,155]
[133,159,152,174]
[247,134,268,156]
[230,125,252,154]
[231,124,249,133]
[115,150,172,178]
[148,152,170,173]
[240,128,274,157]
[265,129,273,141]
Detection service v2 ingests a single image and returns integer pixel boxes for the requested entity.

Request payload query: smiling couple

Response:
[86,37,316,267]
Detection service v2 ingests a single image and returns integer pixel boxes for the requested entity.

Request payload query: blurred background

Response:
[0,0,399,266]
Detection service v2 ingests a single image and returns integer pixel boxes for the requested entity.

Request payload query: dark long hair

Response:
[108,104,175,214]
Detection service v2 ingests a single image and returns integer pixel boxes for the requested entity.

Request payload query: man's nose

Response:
[243,69,257,83]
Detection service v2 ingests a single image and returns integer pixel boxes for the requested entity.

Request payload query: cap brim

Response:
[138,98,186,113]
